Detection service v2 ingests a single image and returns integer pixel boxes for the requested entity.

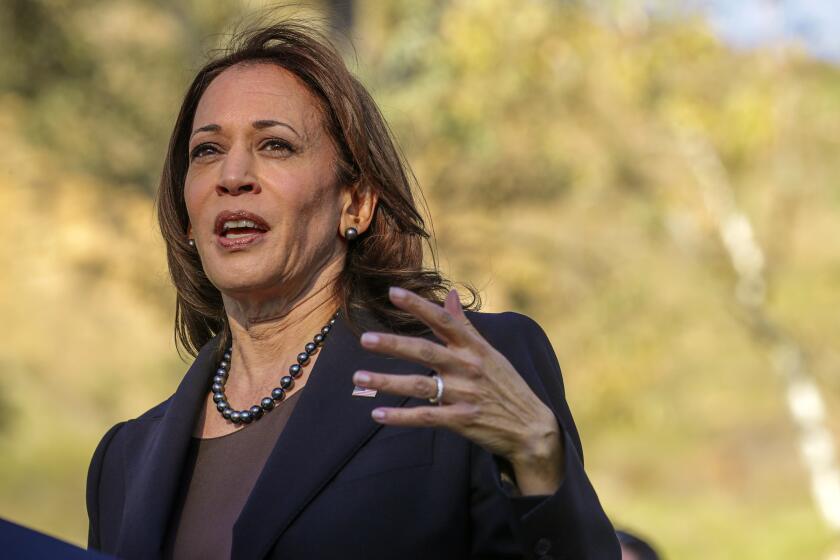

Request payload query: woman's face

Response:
[185,62,349,301]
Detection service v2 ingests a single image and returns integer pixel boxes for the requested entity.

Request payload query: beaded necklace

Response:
[211,311,339,424]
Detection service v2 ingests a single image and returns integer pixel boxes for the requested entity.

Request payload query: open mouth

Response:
[214,210,270,247]
[220,219,267,238]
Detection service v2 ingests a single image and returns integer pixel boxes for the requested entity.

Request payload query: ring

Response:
[428,374,444,406]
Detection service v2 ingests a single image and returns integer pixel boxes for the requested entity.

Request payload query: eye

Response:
[261,138,295,155]
[190,143,220,160]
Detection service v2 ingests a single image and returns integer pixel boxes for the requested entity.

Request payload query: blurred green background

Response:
[1,1,839,558]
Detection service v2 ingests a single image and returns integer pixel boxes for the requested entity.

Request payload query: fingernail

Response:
[361,333,380,346]
[389,286,407,301]
[354,371,371,384]
[372,409,386,421]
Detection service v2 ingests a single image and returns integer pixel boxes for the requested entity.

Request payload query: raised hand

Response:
[352,286,565,496]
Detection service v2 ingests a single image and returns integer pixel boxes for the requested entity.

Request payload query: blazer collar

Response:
[116,333,219,558]
[230,312,431,558]
[116,312,432,559]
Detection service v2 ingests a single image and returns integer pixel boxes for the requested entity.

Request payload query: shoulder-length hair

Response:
[157,20,478,357]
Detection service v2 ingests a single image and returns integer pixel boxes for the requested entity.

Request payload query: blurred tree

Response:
[0,0,243,190]
[1,1,839,557]
[325,0,354,35]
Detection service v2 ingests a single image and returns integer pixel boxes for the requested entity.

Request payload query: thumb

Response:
[444,288,465,319]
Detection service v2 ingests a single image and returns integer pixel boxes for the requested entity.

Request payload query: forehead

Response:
[194,62,324,133]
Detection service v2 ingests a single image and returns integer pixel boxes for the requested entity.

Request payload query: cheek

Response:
[286,190,339,245]
[288,168,343,226]
[183,175,212,226]
[182,185,199,228]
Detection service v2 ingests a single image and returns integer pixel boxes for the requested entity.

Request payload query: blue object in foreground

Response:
[0,517,114,559]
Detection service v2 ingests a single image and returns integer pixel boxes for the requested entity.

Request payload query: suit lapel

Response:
[115,336,219,559]
[231,313,432,559]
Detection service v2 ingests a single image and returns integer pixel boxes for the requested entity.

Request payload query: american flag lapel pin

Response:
[352,385,377,398]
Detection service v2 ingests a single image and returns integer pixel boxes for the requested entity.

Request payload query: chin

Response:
[206,264,281,297]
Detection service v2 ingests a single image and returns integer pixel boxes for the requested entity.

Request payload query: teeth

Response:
[225,232,253,239]
[223,219,257,231]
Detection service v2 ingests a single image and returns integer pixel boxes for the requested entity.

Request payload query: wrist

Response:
[509,411,564,496]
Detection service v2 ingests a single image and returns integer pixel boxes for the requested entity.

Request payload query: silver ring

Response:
[428,374,444,405]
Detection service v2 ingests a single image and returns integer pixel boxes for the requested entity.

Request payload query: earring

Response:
[188,239,196,248]
[344,227,359,241]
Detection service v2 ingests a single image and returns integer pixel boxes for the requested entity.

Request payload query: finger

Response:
[360,331,454,370]
[388,287,474,345]
[443,288,481,338]
[353,370,472,403]
[371,402,479,429]
[353,371,438,400]
[443,288,462,317]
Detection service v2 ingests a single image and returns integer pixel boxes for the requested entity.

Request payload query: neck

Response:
[222,259,343,391]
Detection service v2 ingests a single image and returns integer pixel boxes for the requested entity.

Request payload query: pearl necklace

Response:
[211,311,339,424]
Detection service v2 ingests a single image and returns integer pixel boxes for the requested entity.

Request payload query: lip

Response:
[214,209,271,250]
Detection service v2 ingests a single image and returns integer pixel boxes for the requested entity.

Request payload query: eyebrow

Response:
[190,120,300,139]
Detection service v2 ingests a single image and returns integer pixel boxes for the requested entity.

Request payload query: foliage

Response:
[1,1,838,557]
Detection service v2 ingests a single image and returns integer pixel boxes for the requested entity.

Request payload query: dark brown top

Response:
[162,391,302,560]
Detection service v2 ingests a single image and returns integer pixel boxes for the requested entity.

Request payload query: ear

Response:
[339,181,377,237]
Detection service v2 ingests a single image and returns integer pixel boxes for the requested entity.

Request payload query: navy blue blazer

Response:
[86,310,619,559]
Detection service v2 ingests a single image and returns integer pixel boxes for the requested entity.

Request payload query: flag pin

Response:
[352,385,377,398]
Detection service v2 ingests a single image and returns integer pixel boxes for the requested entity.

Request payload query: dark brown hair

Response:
[157,20,479,357]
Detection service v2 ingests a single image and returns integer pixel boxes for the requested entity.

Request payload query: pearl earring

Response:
[344,227,359,241]
[188,239,196,248]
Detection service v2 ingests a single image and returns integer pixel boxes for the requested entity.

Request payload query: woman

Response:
[86,21,619,560]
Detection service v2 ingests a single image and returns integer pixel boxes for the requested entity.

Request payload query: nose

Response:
[216,147,261,196]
